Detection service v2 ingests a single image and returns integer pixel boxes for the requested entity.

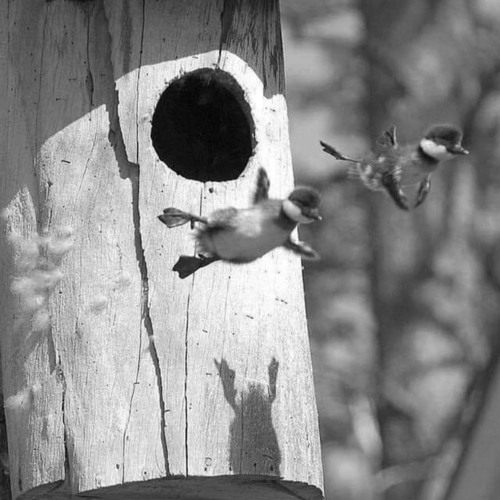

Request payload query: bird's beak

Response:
[449,144,469,155]
[307,209,322,221]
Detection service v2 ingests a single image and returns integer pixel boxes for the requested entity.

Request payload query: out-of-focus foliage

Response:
[282,0,500,499]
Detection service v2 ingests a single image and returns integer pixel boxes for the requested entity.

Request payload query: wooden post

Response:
[0,1,323,499]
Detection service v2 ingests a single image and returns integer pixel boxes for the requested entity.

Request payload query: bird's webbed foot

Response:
[173,254,220,279]
[381,172,410,211]
[414,176,431,208]
[319,140,358,163]
[158,208,208,228]
[284,238,320,260]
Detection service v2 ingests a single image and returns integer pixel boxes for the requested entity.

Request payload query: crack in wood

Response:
[143,290,170,476]
[103,0,170,475]
[240,397,244,474]
[134,0,146,165]
[58,362,71,489]
[128,8,171,472]
[34,7,49,234]
[85,3,94,108]
[123,100,171,477]
[183,287,192,477]
[120,263,142,480]
[218,0,235,65]
[77,131,98,196]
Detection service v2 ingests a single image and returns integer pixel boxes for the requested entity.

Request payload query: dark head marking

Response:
[424,124,468,155]
[288,187,321,209]
[425,124,463,144]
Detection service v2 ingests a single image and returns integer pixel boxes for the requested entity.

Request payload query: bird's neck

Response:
[278,205,299,231]
[416,145,440,165]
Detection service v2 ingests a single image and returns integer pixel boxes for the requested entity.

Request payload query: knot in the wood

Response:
[151,68,254,182]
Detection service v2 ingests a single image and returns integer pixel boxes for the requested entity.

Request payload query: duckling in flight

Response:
[320,124,468,210]
[158,168,322,278]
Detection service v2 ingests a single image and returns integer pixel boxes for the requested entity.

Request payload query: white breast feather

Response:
[283,200,312,223]
[203,209,289,262]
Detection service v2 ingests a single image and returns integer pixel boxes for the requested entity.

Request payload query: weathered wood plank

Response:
[1,2,66,497]
[0,1,10,495]
[108,0,323,492]
[1,0,147,496]
[1,1,323,498]
[37,1,150,493]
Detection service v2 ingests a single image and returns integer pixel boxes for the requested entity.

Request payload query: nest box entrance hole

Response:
[151,68,254,182]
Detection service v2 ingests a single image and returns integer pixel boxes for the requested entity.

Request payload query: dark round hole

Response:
[151,68,254,182]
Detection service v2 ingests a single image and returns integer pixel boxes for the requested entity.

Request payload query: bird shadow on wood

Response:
[214,357,281,476]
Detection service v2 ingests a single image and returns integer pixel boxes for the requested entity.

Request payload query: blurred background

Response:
[281,0,500,499]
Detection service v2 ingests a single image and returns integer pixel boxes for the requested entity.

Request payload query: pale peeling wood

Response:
[35,2,153,494]
[105,2,172,482]
[105,2,192,480]
[1,2,67,498]
[110,0,323,498]
[2,1,323,499]
[1,0,152,497]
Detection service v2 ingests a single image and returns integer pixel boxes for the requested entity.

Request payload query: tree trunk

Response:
[0,1,323,499]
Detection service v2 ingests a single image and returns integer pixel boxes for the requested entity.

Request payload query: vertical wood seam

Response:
[184,286,193,477]
[85,5,94,109]
[120,296,142,481]
[135,0,145,166]
[60,363,70,489]
[34,5,48,233]
[102,0,171,478]
[218,0,233,66]
[133,0,171,477]
[182,174,208,475]
[240,398,244,474]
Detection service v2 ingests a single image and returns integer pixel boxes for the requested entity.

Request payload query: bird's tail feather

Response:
[320,140,358,163]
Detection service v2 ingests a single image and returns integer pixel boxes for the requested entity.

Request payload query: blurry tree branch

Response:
[283,1,500,499]
[375,456,438,495]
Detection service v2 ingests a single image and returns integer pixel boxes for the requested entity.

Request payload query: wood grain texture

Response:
[1,2,67,497]
[1,1,323,499]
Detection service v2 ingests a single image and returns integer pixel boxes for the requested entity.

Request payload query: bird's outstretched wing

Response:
[252,167,270,204]
[377,125,398,149]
